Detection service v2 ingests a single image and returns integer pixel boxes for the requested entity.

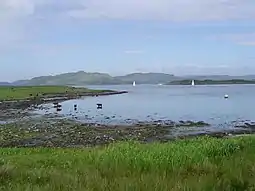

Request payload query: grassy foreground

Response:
[0,86,112,101]
[1,136,255,191]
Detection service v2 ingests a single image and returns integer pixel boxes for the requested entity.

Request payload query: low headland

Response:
[167,79,255,85]
[1,85,255,190]
[0,86,127,110]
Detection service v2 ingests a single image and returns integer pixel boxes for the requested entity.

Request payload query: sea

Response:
[34,84,255,130]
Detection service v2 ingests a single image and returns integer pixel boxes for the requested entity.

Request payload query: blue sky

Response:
[0,0,255,81]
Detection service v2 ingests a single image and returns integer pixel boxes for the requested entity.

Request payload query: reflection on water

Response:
[33,84,255,127]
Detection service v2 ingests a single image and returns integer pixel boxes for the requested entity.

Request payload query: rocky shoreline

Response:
[1,89,255,148]
[0,90,128,121]
[0,90,128,110]
[0,116,254,148]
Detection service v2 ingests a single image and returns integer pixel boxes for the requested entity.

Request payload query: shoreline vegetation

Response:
[1,85,255,190]
[167,79,255,85]
[0,85,127,101]
[0,86,127,110]
[1,136,255,190]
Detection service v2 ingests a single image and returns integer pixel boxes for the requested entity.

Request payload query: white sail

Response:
[133,81,136,86]
[191,80,195,86]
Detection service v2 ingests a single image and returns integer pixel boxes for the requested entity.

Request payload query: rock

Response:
[109,137,115,141]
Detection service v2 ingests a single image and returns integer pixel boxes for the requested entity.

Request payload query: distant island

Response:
[2,71,255,86]
[4,72,180,86]
[167,79,255,85]
[0,82,11,86]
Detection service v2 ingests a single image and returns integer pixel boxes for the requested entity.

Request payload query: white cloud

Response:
[0,0,81,47]
[68,0,255,21]
[0,0,35,47]
[0,0,35,19]
[0,0,255,22]
[0,0,255,48]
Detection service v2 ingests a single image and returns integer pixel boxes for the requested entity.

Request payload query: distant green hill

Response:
[8,72,255,86]
[0,82,11,86]
[115,73,180,84]
[12,72,179,86]
[13,71,121,86]
[167,79,255,85]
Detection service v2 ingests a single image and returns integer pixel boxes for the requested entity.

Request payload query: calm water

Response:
[34,84,255,126]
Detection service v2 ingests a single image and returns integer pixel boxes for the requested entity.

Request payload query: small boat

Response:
[158,83,163,86]
[133,81,136,86]
[191,80,195,86]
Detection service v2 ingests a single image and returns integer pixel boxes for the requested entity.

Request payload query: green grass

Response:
[1,136,255,190]
[0,86,113,101]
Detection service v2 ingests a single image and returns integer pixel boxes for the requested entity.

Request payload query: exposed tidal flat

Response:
[1,85,255,190]
[0,84,255,148]
[34,84,255,133]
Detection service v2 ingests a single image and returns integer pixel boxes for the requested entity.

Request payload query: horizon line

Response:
[4,71,255,83]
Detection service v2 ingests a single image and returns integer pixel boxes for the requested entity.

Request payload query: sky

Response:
[0,0,255,81]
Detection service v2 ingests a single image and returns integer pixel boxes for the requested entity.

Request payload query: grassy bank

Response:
[0,86,114,101]
[1,136,255,190]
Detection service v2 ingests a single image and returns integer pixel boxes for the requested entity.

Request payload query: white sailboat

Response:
[191,80,195,86]
[133,81,136,86]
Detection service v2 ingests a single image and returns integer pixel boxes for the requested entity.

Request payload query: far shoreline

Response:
[166,79,255,85]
